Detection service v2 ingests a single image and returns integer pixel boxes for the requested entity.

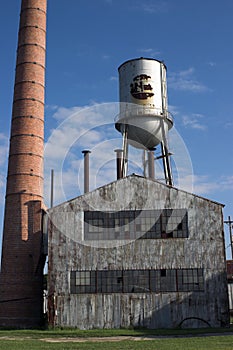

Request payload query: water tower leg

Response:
[142,150,147,177]
[122,127,129,178]
[161,120,173,186]
[161,140,173,186]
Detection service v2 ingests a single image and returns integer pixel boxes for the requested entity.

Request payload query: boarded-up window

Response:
[177,268,204,291]
[123,270,150,293]
[84,209,188,240]
[70,268,204,294]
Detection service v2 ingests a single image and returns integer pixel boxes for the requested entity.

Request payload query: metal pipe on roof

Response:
[114,149,123,179]
[148,150,155,179]
[82,150,91,193]
[50,169,54,208]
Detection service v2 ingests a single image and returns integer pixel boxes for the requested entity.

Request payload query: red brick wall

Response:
[0,0,47,328]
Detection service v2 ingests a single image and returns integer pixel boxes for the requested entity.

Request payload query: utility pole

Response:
[224,216,233,259]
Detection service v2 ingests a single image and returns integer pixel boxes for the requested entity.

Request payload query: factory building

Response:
[47,174,229,329]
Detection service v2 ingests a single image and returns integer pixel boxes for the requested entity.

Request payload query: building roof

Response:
[49,174,224,211]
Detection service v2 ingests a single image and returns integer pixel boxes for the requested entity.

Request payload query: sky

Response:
[0,0,233,258]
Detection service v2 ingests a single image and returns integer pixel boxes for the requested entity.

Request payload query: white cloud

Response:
[0,173,6,194]
[44,102,123,206]
[207,61,216,67]
[178,174,233,200]
[45,104,59,111]
[51,106,83,121]
[220,176,233,188]
[102,54,110,60]
[168,67,209,93]
[168,105,207,131]
[178,174,216,195]
[139,1,169,14]
[110,76,118,81]
[168,105,180,117]
[224,120,233,128]
[0,133,8,210]
[0,133,8,167]
[137,48,162,57]
[178,67,194,77]
[182,113,207,130]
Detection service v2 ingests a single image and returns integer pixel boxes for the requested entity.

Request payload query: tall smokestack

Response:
[0,0,47,328]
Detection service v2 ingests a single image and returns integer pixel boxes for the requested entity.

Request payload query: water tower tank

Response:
[115,58,173,150]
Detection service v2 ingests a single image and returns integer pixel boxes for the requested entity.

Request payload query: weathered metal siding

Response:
[228,284,233,310]
[48,175,229,329]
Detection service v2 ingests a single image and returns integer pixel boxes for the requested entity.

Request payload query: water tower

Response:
[115,57,173,185]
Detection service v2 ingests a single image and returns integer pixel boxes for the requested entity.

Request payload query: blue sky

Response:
[0,0,233,257]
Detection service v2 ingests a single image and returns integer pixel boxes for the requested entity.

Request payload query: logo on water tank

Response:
[130,74,154,100]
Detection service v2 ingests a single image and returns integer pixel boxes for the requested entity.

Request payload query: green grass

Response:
[0,328,233,350]
[0,326,233,338]
[0,337,233,350]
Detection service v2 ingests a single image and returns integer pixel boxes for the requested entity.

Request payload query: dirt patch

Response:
[41,336,152,343]
[1,333,233,343]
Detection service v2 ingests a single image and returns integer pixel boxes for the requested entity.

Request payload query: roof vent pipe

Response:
[114,149,123,179]
[148,150,155,179]
[50,169,54,207]
[82,150,91,193]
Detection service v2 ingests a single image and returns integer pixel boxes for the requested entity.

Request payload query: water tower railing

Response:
[115,106,173,125]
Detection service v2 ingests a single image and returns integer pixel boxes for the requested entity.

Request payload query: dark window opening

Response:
[70,268,204,294]
[177,222,183,230]
[161,269,166,277]
[84,209,188,240]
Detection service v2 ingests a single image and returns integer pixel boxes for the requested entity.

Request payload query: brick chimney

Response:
[0,0,47,328]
